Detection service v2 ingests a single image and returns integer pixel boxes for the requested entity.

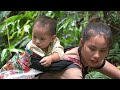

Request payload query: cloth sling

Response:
[30,52,73,72]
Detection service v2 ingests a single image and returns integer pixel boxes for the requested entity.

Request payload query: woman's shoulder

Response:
[64,47,79,55]
[67,47,79,51]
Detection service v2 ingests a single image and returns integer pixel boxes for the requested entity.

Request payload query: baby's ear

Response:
[80,38,84,46]
[52,35,56,40]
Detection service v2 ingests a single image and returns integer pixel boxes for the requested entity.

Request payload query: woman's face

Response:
[32,22,55,50]
[81,35,109,68]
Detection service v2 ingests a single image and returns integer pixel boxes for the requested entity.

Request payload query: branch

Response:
[108,24,120,32]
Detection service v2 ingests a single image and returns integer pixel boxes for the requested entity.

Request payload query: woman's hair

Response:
[82,17,112,48]
[32,16,57,35]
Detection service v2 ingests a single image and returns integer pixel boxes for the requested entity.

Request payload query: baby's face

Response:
[32,22,54,50]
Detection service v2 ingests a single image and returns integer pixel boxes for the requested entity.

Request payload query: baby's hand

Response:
[39,56,52,67]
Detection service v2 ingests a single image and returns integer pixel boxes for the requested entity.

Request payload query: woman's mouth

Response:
[91,59,98,63]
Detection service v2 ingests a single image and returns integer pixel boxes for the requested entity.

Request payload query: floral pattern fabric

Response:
[0,52,42,79]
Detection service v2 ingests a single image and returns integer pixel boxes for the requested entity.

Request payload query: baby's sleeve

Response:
[52,38,64,60]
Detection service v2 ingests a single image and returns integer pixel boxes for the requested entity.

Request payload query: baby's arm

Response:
[40,38,64,67]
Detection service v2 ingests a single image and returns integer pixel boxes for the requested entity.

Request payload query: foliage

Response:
[106,43,120,62]
[85,71,111,79]
[0,11,11,22]
[0,11,40,67]
[106,35,120,63]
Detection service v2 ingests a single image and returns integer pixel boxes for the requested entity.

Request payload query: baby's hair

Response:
[82,17,112,48]
[88,15,101,24]
[33,16,57,35]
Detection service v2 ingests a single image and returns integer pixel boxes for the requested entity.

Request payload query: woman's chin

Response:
[88,62,100,68]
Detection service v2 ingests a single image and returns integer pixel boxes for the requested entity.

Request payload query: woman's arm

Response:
[97,60,120,79]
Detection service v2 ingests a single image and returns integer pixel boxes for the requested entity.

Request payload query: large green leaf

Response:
[4,14,24,24]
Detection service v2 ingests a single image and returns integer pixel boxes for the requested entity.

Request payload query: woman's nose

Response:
[94,51,100,58]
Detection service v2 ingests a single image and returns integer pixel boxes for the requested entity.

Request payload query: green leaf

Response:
[1,49,8,62]
[63,16,73,28]
[4,14,24,24]
[114,43,119,50]
[117,66,120,69]
[9,32,17,39]
[8,48,24,53]
[24,25,31,32]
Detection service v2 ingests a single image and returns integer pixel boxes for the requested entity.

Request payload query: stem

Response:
[5,16,12,57]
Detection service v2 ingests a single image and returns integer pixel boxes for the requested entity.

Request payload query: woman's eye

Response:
[100,50,104,52]
[100,50,107,53]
